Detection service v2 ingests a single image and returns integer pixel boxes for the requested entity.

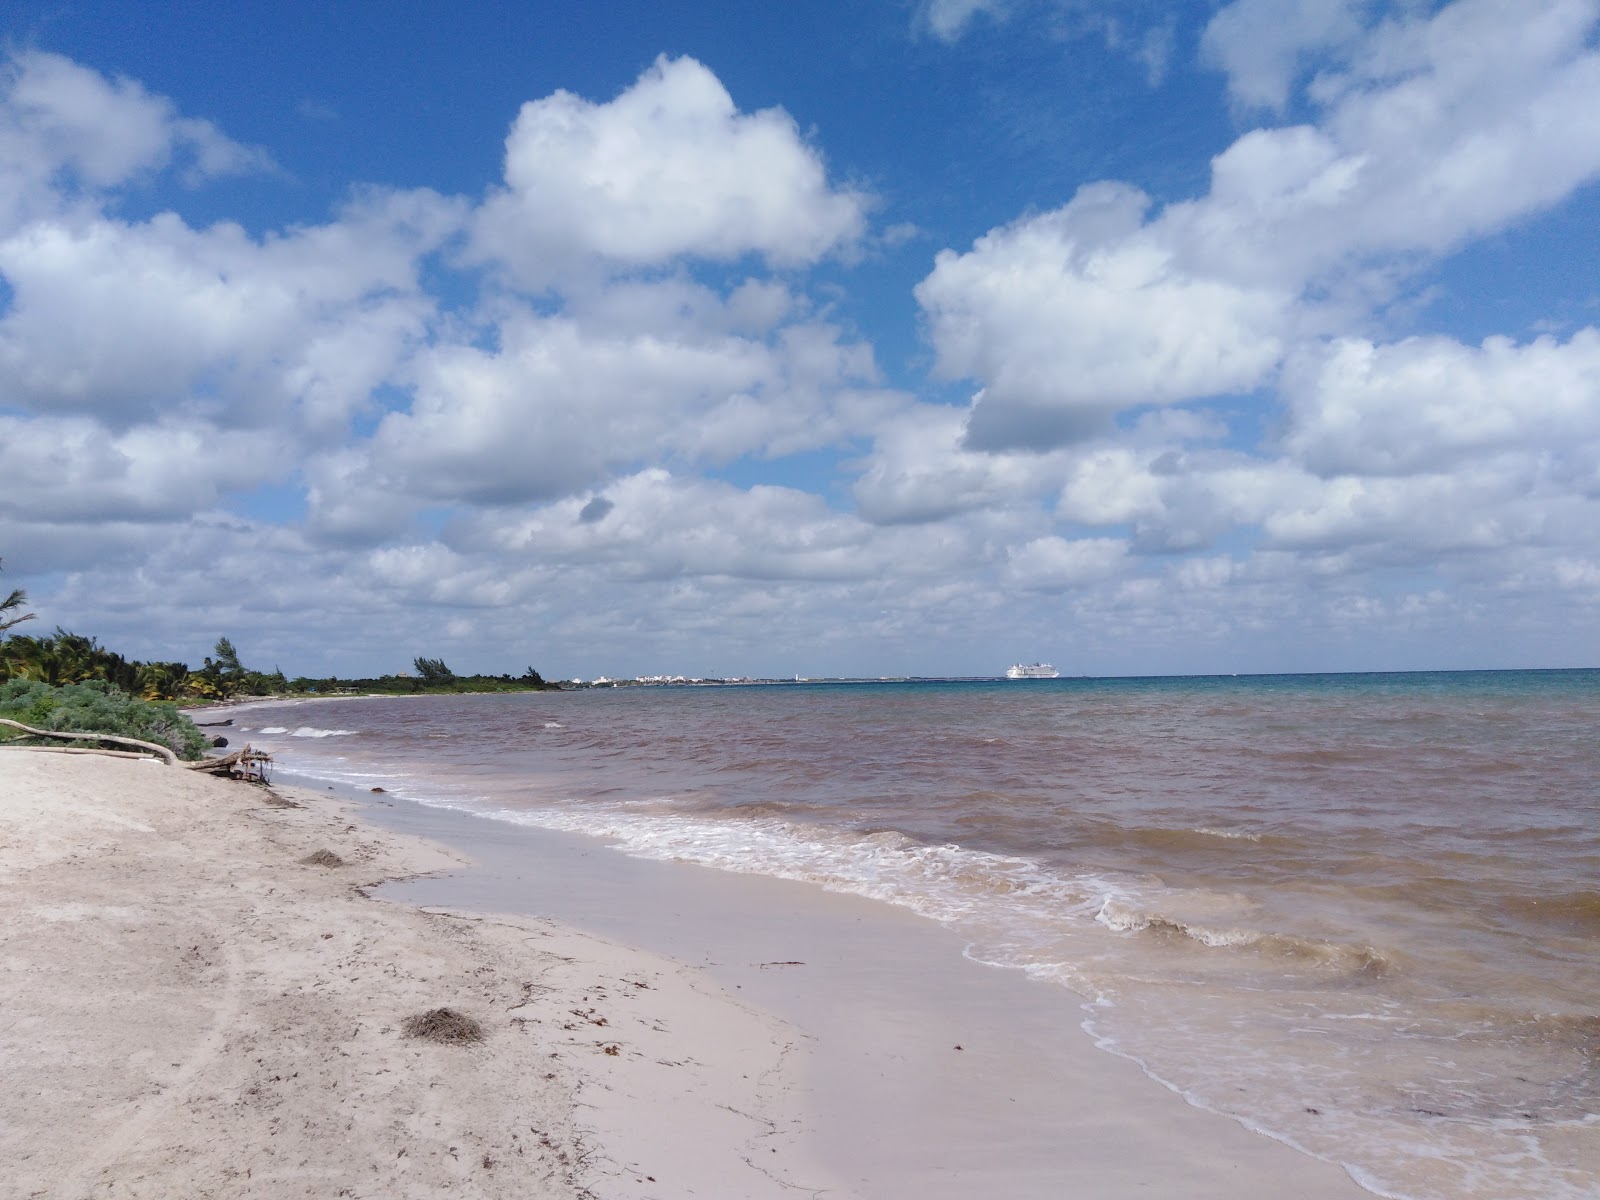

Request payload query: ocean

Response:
[232,670,1599,1199]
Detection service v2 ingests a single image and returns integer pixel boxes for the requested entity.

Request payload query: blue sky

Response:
[2,0,1599,679]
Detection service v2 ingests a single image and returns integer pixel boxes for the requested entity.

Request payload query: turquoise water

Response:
[238,670,1600,1199]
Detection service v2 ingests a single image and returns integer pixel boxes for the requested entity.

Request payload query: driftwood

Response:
[0,719,272,781]
[0,718,179,765]
[183,746,273,782]
[184,749,248,773]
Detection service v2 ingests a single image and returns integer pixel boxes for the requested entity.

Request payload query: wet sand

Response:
[368,785,1377,1199]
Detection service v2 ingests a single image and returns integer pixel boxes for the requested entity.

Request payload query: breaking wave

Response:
[1095,897,1391,976]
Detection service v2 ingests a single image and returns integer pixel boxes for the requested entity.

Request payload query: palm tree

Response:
[136,660,193,702]
[1,559,36,637]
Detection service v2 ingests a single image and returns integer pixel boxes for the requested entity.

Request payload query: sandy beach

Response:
[2,748,1377,1199]
[1,751,836,1199]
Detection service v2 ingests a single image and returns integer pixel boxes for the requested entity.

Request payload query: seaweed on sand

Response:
[402,1007,485,1044]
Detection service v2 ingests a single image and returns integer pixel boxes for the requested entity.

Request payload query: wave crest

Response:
[1096,898,1390,976]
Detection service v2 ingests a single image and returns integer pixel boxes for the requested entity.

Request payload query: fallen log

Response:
[0,719,179,766]
[182,745,273,782]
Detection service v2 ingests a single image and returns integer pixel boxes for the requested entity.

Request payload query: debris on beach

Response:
[402,1007,486,1045]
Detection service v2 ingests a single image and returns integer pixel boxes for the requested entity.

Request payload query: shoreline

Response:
[348,771,1377,1198]
[4,746,1377,1198]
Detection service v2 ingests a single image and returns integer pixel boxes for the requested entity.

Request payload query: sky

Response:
[2,0,1599,681]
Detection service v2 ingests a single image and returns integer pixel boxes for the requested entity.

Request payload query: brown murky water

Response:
[240,670,1600,1199]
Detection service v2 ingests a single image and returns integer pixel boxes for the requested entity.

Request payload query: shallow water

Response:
[237,670,1600,1200]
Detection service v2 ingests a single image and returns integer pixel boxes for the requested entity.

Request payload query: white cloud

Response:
[460,469,983,586]
[1256,466,1558,558]
[851,403,1070,524]
[302,448,420,544]
[303,282,897,526]
[0,415,287,523]
[470,56,868,285]
[916,182,1291,448]
[1002,535,1129,590]
[1179,0,1600,287]
[919,0,1600,450]
[1200,0,1370,111]
[0,51,272,224]
[1054,448,1168,527]
[922,0,1011,41]
[1174,555,1237,590]
[1131,20,1178,87]
[0,191,462,432]
[334,302,889,515]
[365,312,772,504]
[1281,330,1600,478]
[0,54,468,557]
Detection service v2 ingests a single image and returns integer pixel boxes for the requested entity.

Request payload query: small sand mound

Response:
[402,1007,485,1045]
[300,848,345,867]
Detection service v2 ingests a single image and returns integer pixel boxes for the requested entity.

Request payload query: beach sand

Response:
[0,752,835,1199]
[3,749,1375,1198]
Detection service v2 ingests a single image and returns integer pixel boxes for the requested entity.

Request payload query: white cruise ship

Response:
[1006,662,1059,679]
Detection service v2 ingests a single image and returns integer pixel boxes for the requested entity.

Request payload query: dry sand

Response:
[0,751,837,1199]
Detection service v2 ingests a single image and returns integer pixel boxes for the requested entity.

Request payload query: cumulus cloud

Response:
[0,51,272,224]
[0,68,465,440]
[1002,535,1128,590]
[1053,447,1168,527]
[460,469,982,585]
[852,404,1068,524]
[1181,0,1600,283]
[0,209,446,431]
[310,294,890,522]
[1281,330,1600,477]
[917,182,1291,449]
[470,55,869,285]
[0,52,462,552]
[918,0,1600,451]
[0,415,288,523]
[1200,0,1371,111]
[364,312,771,505]
[1256,465,1560,559]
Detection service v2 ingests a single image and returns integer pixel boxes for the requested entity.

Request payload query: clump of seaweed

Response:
[300,848,345,867]
[402,1007,485,1044]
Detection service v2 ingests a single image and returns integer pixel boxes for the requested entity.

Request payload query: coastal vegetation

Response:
[0,679,210,760]
[0,630,559,699]
[268,657,555,696]
[0,630,289,701]
[0,562,207,758]
[0,565,559,701]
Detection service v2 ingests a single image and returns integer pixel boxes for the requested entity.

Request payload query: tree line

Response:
[0,563,557,701]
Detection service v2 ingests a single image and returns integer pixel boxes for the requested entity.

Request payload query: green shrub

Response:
[0,679,209,760]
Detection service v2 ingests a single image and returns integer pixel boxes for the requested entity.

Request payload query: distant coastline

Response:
[202,664,1600,704]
